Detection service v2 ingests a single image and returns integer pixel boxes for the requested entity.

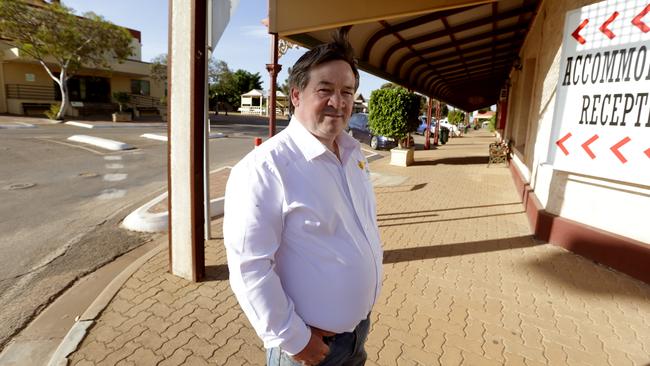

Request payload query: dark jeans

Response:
[266,316,371,366]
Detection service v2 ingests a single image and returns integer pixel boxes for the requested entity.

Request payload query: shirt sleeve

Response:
[222,158,311,355]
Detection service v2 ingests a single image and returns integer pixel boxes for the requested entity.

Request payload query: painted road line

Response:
[67,122,166,129]
[105,163,124,169]
[103,173,127,182]
[0,123,36,129]
[97,188,127,200]
[361,147,382,162]
[104,156,122,160]
[65,121,96,129]
[209,132,227,138]
[141,133,167,142]
[67,135,134,151]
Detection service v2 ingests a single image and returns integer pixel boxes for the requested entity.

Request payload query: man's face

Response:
[291,60,356,142]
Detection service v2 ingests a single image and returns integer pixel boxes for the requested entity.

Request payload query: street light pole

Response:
[266,32,282,137]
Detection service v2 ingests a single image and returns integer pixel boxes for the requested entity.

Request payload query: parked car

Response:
[416,116,449,144]
[417,116,441,135]
[439,119,460,136]
[346,113,413,150]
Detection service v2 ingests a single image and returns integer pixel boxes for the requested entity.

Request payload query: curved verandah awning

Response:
[269,0,540,111]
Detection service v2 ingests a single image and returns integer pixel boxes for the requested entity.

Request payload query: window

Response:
[130,79,150,96]
[56,76,110,103]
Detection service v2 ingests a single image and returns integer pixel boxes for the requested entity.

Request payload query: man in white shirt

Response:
[223,31,383,366]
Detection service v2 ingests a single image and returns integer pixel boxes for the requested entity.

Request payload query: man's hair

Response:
[288,28,360,94]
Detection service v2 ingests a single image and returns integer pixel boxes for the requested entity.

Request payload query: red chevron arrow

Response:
[610,137,631,163]
[556,132,572,155]
[581,134,599,159]
[644,147,650,158]
[600,11,619,39]
[632,4,650,33]
[572,19,589,44]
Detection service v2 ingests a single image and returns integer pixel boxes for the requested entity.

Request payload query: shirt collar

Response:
[287,117,360,163]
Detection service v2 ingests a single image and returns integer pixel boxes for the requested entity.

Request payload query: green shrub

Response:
[488,114,497,132]
[447,109,466,126]
[112,91,131,112]
[368,87,420,147]
[44,103,62,120]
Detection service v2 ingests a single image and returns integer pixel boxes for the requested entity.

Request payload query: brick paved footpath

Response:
[69,130,650,365]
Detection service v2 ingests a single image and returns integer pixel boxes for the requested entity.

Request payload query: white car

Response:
[439,120,460,136]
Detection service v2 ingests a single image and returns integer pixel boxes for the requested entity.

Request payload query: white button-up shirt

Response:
[223,118,383,355]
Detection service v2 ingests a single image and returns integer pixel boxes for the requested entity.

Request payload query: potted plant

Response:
[112,91,132,122]
[368,87,421,166]
[158,95,168,122]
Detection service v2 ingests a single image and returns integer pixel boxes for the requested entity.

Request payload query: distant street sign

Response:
[208,0,240,50]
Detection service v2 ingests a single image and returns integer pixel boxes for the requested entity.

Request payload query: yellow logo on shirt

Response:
[357,161,365,170]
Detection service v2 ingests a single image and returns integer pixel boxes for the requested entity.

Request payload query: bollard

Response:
[254,137,262,147]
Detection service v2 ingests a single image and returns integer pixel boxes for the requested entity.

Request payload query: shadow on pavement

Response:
[377,202,522,217]
[524,250,650,300]
[377,211,524,227]
[412,156,489,165]
[374,183,427,194]
[204,264,229,282]
[383,235,540,263]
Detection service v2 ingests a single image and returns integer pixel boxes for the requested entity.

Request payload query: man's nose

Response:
[328,91,345,109]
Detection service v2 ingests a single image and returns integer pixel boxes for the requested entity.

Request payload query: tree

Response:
[150,54,167,85]
[380,82,400,89]
[150,53,167,104]
[368,87,420,148]
[488,114,497,132]
[279,67,292,96]
[447,109,466,125]
[232,69,262,99]
[208,60,262,113]
[0,0,134,120]
[208,58,229,85]
[440,102,449,117]
[208,60,236,114]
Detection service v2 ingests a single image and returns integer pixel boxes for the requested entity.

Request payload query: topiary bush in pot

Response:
[368,87,420,148]
[368,87,420,166]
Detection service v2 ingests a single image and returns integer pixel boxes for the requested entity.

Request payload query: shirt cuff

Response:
[280,322,312,356]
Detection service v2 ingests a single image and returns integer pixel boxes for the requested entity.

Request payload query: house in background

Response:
[0,0,164,118]
[353,93,367,113]
[239,89,289,116]
[473,110,495,127]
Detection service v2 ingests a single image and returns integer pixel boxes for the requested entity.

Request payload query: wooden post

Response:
[167,0,206,281]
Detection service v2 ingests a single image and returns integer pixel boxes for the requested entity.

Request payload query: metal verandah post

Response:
[434,100,441,145]
[424,97,433,150]
[267,33,282,137]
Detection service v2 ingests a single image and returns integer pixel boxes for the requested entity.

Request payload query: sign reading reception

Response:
[549,0,650,186]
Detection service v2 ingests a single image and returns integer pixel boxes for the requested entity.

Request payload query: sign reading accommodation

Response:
[549,1,650,186]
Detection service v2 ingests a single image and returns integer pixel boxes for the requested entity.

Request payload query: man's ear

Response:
[290,87,300,109]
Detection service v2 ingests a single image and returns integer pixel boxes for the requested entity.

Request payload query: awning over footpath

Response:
[269,0,540,111]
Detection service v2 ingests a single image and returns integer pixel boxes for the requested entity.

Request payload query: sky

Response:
[61,0,387,99]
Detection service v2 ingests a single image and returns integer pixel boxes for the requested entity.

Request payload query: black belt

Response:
[321,313,370,345]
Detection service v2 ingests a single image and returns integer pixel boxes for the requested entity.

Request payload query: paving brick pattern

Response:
[70,131,650,365]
